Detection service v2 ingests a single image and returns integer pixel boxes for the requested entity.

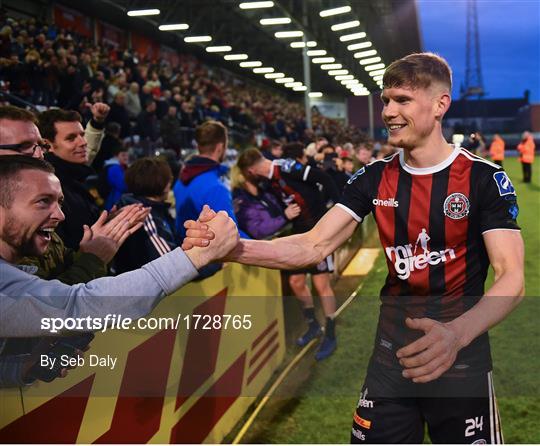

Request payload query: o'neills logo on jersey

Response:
[372,197,399,207]
[385,228,456,280]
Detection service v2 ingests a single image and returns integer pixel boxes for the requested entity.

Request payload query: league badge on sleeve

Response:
[347,167,365,184]
[492,171,516,196]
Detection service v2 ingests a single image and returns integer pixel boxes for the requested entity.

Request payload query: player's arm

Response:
[397,230,524,383]
[188,205,358,270]
[447,229,524,345]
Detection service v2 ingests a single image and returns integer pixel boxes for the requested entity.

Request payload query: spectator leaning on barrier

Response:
[236,144,340,361]
[0,156,239,346]
[39,108,102,250]
[0,155,149,387]
[232,149,300,239]
[114,157,179,273]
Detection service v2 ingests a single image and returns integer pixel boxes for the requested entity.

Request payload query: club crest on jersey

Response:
[493,171,516,196]
[444,193,470,220]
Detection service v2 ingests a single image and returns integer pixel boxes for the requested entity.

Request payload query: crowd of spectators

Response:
[1,15,370,155]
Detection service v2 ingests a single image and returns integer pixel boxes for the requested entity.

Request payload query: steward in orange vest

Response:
[517,131,535,183]
[489,134,505,166]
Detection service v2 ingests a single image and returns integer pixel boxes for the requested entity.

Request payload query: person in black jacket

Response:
[114,157,178,273]
[39,109,101,250]
[237,145,341,361]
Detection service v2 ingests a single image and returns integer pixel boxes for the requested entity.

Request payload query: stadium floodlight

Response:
[291,41,317,48]
[293,85,307,91]
[206,46,232,52]
[306,50,326,56]
[127,9,160,16]
[348,41,372,51]
[312,57,335,64]
[309,92,323,98]
[335,75,354,80]
[339,32,366,42]
[328,69,349,75]
[253,67,274,73]
[184,36,212,43]
[354,49,377,59]
[260,17,291,25]
[275,77,294,83]
[275,31,304,38]
[239,61,263,67]
[359,56,381,65]
[369,69,386,76]
[285,82,302,87]
[331,20,360,32]
[342,79,360,85]
[372,75,383,81]
[158,24,189,31]
[321,64,342,70]
[265,72,285,78]
[239,1,274,9]
[319,6,352,17]
[224,53,249,60]
[354,90,370,96]
[365,63,385,71]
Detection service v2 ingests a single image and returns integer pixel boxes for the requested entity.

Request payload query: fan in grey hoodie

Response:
[0,158,236,337]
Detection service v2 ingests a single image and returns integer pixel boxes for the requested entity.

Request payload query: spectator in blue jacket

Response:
[103,146,128,211]
[173,120,248,238]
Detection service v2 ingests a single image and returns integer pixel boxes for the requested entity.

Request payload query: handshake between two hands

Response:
[181,205,240,269]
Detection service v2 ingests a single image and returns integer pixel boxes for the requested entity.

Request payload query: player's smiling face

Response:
[381,85,439,150]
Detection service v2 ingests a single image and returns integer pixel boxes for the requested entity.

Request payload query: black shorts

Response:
[285,254,335,276]
[351,362,503,444]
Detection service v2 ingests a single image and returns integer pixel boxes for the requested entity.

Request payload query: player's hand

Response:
[184,210,239,269]
[182,205,217,250]
[396,317,462,383]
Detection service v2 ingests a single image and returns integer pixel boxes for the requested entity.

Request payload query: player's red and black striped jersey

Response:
[270,159,340,233]
[338,147,520,377]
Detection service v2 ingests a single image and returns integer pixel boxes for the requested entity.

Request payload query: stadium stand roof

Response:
[446,98,529,119]
[52,0,422,97]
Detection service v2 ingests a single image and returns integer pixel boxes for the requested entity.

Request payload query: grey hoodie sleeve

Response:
[0,355,35,388]
[0,248,199,337]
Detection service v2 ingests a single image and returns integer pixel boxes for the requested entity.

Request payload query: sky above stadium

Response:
[418,0,540,102]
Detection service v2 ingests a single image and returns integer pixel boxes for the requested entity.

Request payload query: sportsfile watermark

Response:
[41,313,253,334]
[1,295,537,398]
